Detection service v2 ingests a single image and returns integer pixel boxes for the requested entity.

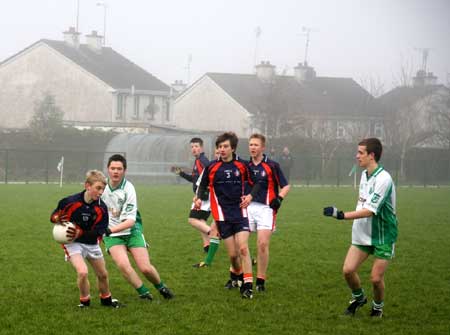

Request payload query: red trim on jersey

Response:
[195,159,204,175]
[63,201,83,222]
[262,162,276,205]
[234,160,251,197]
[208,162,223,221]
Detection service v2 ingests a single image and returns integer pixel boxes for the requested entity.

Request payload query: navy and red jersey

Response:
[248,154,289,205]
[179,152,210,193]
[50,191,109,245]
[198,155,253,221]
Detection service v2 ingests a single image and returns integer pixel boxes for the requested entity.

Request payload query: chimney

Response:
[424,72,438,86]
[294,62,316,83]
[85,30,103,52]
[171,80,187,93]
[63,27,81,48]
[413,70,438,87]
[255,61,276,83]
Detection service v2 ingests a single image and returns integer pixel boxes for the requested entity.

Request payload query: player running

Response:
[50,170,122,308]
[102,154,174,301]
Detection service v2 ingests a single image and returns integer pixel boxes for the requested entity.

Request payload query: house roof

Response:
[378,85,450,110]
[1,39,170,92]
[204,72,382,118]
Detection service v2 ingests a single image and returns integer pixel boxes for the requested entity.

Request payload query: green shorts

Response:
[103,230,148,252]
[353,243,395,260]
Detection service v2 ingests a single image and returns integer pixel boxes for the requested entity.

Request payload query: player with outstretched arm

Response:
[323,138,398,318]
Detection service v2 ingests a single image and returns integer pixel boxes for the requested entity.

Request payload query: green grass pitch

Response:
[0,184,449,335]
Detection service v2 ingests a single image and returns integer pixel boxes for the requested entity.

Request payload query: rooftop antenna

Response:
[414,47,431,72]
[75,0,80,32]
[253,26,262,71]
[96,2,108,45]
[301,26,318,65]
[186,54,192,85]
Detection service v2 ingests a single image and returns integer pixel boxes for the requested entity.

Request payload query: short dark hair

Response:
[107,154,127,170]
[358,138,383,162]
[216,132,238,150]
[190,137,203,146]
[249,133,266,146]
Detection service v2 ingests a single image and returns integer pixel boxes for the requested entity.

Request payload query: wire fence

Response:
[1,149,449,186]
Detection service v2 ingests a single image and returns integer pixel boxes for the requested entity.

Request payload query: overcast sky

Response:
[1,0,449,92]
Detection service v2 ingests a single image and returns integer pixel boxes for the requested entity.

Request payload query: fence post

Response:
[5,149,8,184]
[45,152,49,184]
[336,157,341,187]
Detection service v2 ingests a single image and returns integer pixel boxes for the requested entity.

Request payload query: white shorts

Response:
[191,199,211,211]
[248,202,276,232]
[63,242,104,261]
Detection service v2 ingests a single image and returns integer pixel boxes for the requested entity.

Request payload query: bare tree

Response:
[251,82,291,138]
[383,91,442,179]
[358,74,386,98]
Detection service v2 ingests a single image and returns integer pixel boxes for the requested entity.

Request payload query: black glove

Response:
[269,196,283,211]
[105,228,112,237]
[323,206,345,220]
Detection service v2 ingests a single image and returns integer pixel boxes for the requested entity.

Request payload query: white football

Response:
[52,222,75,244]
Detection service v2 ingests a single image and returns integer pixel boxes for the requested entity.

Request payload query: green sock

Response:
[136,284,150,295]
[204,237,220,265]
[352,288,365,301]
[154,282,165,290]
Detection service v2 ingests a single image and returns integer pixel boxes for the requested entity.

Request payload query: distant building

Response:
[378,70,450,149]
[0,27,173,131]
[174,61,384,140]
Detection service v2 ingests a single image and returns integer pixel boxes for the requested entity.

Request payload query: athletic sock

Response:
[203,244,210,253]
[154,282,165,290]
[372,300,384,310]
[136,284,150,296]
[351,288,365,301]
[256,277,265,286]
[79,295,91,307]
[204,237,220,265]
[243,273,253,285]
[100,292,112,306]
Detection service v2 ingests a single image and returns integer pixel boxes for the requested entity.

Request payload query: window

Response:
[116,94,127,119]
[336,122,346,139]
[133,95,140,119]
[374,122,383,138]
[145,96,156,121]
[165,100,170,121]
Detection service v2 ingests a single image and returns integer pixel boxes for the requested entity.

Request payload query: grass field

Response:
[0,184,449,335]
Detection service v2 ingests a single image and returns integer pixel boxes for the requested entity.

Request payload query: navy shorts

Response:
[217,217,250,239]
[189,209,210,221]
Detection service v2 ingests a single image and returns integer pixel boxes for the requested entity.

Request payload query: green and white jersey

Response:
[352,165,398,246]
[102,178,142,237]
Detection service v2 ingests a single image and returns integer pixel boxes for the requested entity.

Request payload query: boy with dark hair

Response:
[323,138,397,318]
[171,137,218,257]
[103,154,174,301]
[195,132,259,299]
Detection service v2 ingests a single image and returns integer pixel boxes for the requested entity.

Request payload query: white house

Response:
[174,61,384,140]
[0,27,172,131]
